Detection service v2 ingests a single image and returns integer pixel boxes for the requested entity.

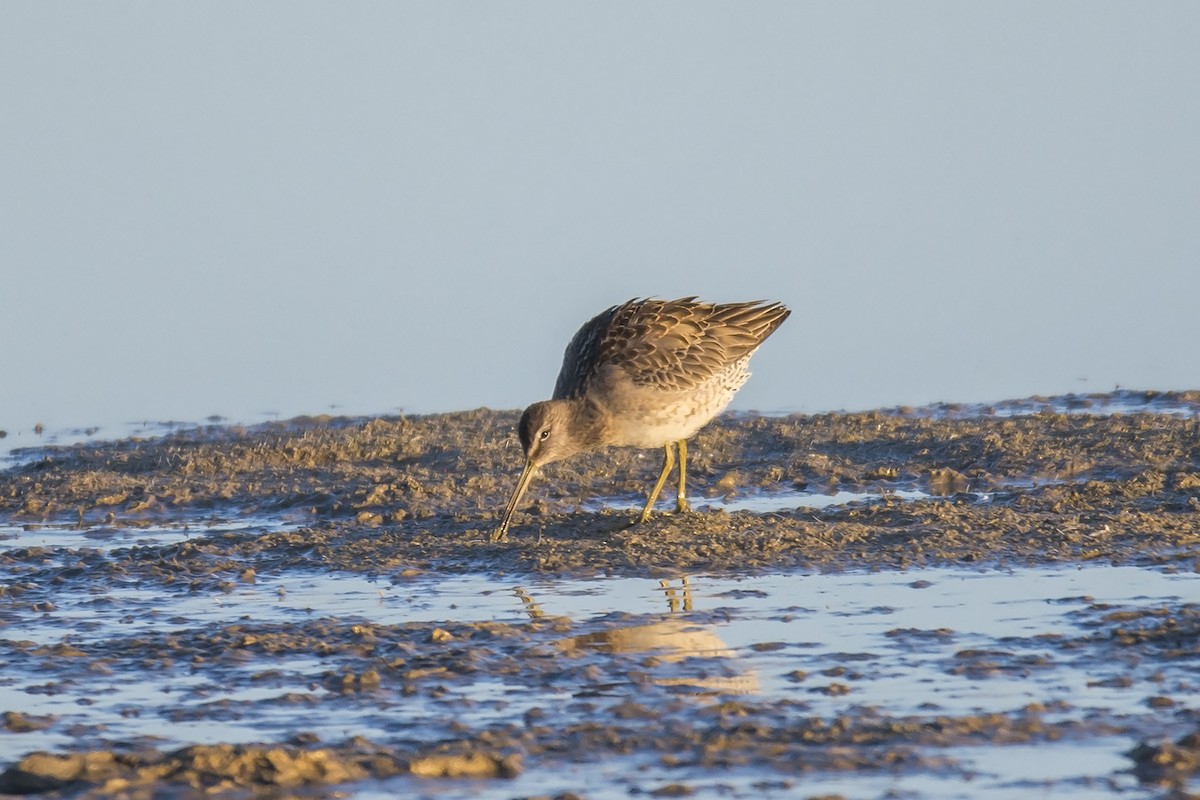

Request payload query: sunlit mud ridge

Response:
[1,390,1199,799]
[0,709,1132,795]
[3,389,1198,573]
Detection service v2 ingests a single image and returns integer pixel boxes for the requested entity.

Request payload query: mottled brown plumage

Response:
[494,297,790,541]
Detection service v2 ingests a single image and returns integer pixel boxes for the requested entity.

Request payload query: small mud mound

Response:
[0,740,521,795]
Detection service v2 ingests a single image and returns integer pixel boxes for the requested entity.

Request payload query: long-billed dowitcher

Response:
[493,297,790,541]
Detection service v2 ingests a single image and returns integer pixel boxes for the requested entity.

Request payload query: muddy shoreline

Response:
[2,391,1199,798]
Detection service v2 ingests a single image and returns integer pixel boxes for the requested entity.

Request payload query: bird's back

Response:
[552,297,788,446]
[554,297,789,401]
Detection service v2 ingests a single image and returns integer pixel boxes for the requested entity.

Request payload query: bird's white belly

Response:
[601,366,749,448]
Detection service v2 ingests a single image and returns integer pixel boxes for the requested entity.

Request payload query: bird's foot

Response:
[675,497,692,514]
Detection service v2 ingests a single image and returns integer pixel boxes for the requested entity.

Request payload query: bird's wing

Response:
[552,302,621,400]
[556,298,790,397]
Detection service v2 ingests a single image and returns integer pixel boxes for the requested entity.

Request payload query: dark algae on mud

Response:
[1,390,1199,798]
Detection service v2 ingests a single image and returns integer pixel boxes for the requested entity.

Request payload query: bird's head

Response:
[493,399,586,542]
[517,399,585,467]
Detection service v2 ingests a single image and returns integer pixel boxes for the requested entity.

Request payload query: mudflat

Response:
[1,390,1198,798]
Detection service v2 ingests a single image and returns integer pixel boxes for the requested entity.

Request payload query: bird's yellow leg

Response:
[513,588,544,620]
[639,444,675,524]
[676,439,692,513]
[660,576,693,612]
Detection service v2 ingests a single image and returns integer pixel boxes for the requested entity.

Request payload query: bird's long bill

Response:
[493,459,539,542]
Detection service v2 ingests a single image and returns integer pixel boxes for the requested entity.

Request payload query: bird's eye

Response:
[539,429,550,441]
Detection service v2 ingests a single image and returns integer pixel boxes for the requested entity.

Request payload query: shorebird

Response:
[493,297,790,541]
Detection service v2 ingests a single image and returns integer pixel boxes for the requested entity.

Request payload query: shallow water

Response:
[0,516,300,553]
[348,738,1145,800]
[588,487,933,515]
[895,390,1200,421]
[3,545,1197,796]
[0,419,200,464]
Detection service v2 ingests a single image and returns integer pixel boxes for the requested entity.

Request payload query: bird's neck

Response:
[562,396,610,451]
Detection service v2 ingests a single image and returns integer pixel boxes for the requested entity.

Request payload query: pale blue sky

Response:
[2,3,1197,435]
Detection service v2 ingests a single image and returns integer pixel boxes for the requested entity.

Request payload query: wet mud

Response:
[2,390,1199,798]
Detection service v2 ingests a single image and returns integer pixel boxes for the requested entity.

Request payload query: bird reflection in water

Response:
[512,577,760,695]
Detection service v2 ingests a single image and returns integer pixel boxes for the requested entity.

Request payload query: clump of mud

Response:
[1130,729,1200,787]
[0,740,520,795]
